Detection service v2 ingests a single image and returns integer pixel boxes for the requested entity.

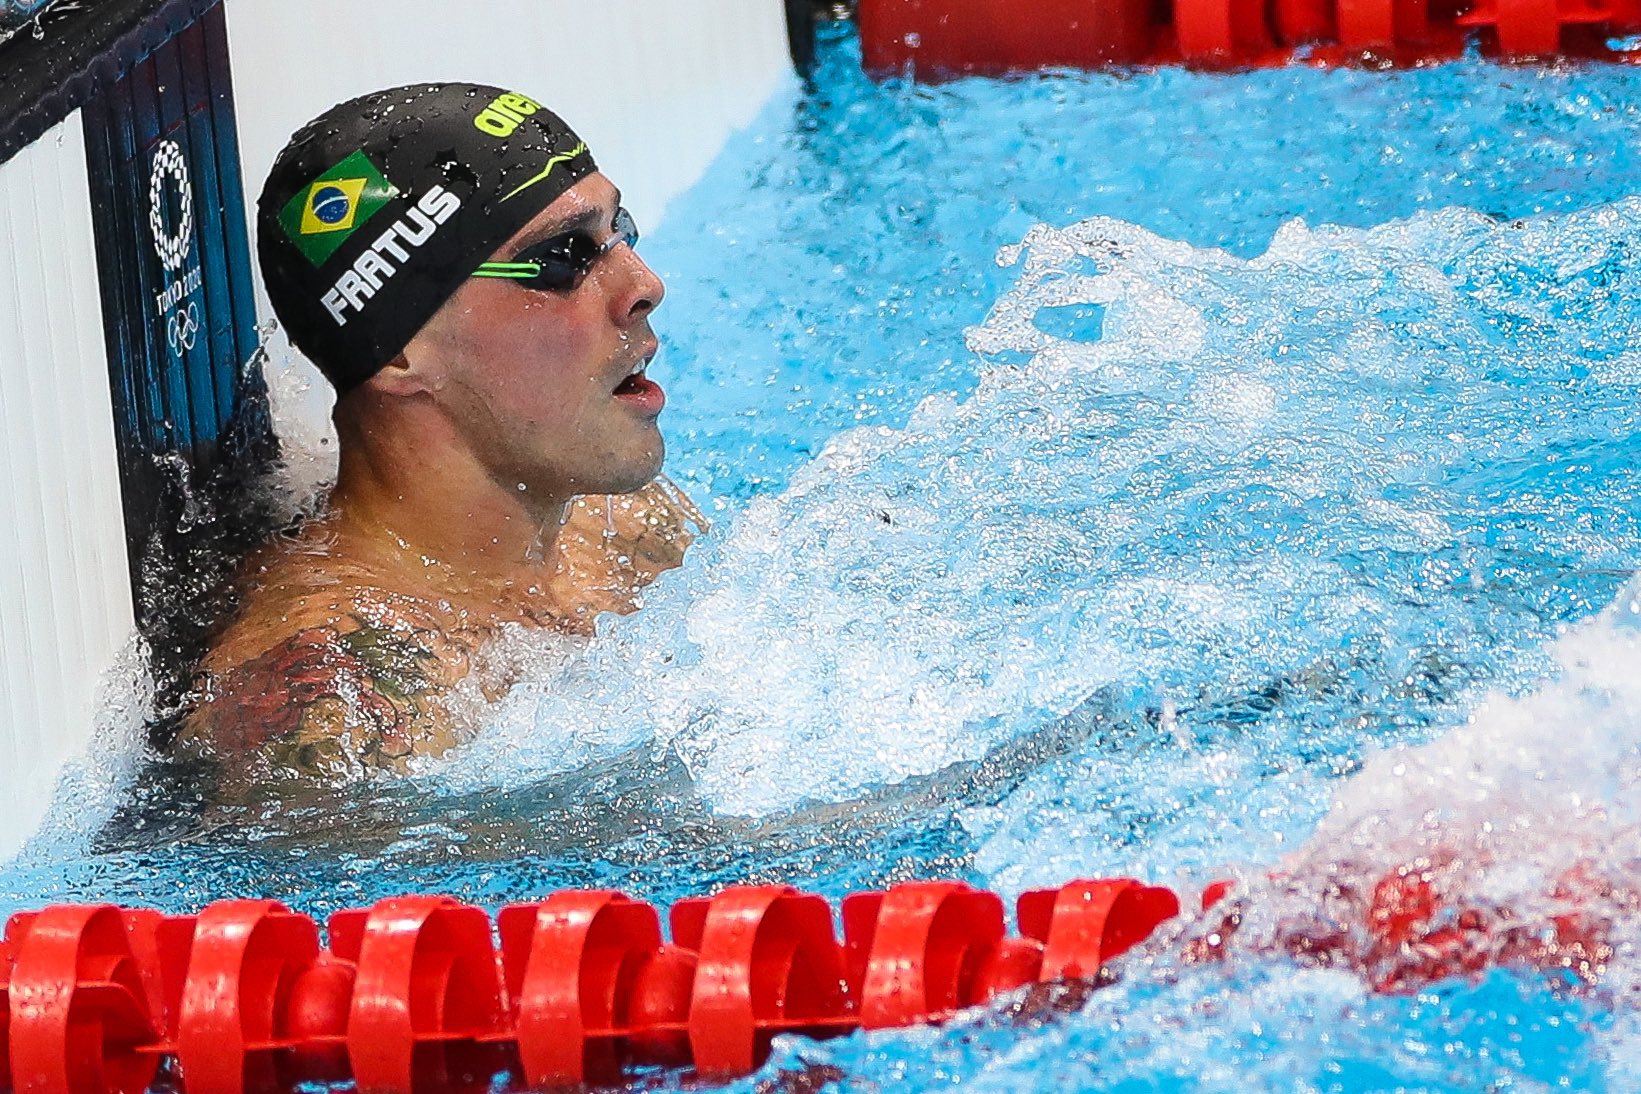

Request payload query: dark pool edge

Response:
[0,0,224,167]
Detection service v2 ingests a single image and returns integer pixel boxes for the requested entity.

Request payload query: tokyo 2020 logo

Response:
[147,139,194,272]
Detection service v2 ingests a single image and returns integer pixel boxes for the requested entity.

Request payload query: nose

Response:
[609,244,665,325]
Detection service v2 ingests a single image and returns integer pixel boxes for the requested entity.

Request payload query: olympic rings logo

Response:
[167,302,200,356]
[148,139,194,272]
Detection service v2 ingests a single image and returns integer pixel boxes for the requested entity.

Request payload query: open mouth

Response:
[612,348,665,415]
[614,348,659,397]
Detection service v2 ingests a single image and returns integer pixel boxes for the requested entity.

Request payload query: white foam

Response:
[450,199,1641,832]
[1247,576,1641,954]
[17,635,153,861]
[258,325,338,520]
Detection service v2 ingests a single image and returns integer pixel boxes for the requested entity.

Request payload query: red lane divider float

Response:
[0,878,1187,1094]
[857,0,1641,76]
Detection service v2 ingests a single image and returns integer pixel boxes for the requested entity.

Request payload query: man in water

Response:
[181,84,701,785]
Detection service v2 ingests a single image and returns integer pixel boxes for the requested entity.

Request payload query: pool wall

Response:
[0,113,133,862]
[0,0,796,859]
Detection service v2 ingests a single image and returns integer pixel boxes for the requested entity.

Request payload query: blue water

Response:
[15,22,1641,1092]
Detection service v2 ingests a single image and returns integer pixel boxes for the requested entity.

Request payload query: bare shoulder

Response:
[180,539,474,786]
[182,478,704,786]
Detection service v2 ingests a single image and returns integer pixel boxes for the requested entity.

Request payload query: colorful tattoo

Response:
[194,615,457,778]
[184,476,706,787]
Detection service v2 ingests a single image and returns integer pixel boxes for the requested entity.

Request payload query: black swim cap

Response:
[257,83,598,391]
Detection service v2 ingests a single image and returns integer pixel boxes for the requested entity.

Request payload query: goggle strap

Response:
[472,262,544,279]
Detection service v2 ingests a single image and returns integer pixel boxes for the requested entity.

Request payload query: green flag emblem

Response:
[278,150,399,267]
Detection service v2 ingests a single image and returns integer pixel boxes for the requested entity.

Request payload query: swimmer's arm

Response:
[183,615,463,783]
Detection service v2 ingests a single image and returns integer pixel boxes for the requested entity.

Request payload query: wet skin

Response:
[182,174,704,790]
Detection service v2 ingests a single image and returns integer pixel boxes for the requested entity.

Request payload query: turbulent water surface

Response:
[11,23,1641,1093]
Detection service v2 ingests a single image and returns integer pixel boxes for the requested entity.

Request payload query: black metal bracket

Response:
[788,0,855,73]
[786,0,818,73]
[0,0,223,165]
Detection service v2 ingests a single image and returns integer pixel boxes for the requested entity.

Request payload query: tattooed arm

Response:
[181,610,468,786]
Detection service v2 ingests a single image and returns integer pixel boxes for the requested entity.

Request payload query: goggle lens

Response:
[473,206,639,292]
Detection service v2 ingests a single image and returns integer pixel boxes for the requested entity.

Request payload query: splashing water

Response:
[8,25,1641,1090]
[713,568,1641,1092]
[450,199,1641,851]
[650,29,1641,505]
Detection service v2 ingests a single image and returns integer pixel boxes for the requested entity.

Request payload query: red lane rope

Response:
[0,878,1189,1093]
[3,868,1593,1090]
[857,0,1640,75]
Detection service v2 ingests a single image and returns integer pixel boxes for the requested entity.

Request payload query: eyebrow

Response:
[512,189,623,251]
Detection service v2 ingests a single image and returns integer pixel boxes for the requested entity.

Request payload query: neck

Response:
[325,391,566,600]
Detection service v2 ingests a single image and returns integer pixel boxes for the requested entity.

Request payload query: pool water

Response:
[13,21,1641,1091]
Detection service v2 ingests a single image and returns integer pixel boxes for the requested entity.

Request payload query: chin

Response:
[604,444,667,495]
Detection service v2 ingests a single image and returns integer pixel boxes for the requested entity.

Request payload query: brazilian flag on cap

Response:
[277,149,398,267]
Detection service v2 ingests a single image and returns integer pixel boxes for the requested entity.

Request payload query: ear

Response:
[362,299,468,399]
[357,346,440,399]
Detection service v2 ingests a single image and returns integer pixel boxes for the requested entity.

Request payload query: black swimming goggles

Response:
[472,207,639,292]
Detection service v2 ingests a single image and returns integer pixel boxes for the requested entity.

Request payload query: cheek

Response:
[472,309,601,409]
[430,289,621,444]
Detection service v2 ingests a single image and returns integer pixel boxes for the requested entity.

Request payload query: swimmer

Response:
[180,84,703,787]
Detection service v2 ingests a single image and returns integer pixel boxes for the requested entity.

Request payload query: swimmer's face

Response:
[405,173,667,501]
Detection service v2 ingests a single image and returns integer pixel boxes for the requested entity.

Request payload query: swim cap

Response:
[257,83,597,391]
